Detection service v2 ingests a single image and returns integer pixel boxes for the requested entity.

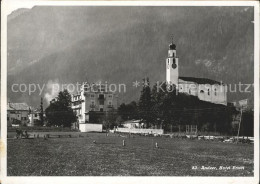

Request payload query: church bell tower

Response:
[166,39,179,86]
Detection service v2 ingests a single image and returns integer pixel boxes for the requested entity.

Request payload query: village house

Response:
[7,102,30,127]
[28,108,45,126]
[122,120,143,129]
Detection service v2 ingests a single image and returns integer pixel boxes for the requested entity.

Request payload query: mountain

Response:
[7,6,254,107]
[7,8,31,22]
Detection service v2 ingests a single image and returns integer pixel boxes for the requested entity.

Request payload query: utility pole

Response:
[178,125,180,136]
[236,107,243,144]
[106,109,108,132]
[236,99,248,144]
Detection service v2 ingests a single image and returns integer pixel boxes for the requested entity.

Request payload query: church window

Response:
[208,89,210,95]
[214,89,217,96]
[200,90,204,93]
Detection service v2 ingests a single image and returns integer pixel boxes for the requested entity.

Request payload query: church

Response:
[166,40,227,106]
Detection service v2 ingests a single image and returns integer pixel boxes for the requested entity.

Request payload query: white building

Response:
[28,108,44,126]
[166,41,227,105]
[122,120,142,129]
[72,82,118,132]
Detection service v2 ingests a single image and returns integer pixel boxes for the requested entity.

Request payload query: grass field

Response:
[7,132,254,176]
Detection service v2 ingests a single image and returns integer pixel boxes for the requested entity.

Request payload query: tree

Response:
[118,103,127,120]
[57,89,72,107]
[138,78,152,126]
[103,108,119,130]
[39,97,44,126]
[241,109,253,136]
[145,80,236,134]
[150,82,167,126]
[45,89,77,127]
[118,101,138,121]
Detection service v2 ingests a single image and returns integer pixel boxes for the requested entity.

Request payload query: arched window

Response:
[208,89,210,95]
[214,88,217,96]
[200,90,204,93]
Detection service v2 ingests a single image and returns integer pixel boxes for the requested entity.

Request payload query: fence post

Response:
[123,140,125,146]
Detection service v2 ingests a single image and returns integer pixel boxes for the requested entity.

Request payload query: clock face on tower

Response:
[172,63,177,69]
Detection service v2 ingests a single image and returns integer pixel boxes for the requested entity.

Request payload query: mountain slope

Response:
[7,6,254,107]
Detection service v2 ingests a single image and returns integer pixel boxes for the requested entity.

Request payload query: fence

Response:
[7,126,77,132]
[116,128,164,135]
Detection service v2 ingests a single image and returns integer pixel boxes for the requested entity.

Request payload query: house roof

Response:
[8,103,30,111]
[179,76,222,85]
[7,105,15,111]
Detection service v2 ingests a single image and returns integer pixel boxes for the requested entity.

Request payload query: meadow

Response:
[7,132,254,176]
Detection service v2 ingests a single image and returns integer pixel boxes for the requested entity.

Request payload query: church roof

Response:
[179,76,221,85]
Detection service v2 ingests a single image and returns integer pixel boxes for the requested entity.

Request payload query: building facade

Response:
[7,102,30,126]
[72,82,118,125]
[28,108,45,126]
[166,41,227,105]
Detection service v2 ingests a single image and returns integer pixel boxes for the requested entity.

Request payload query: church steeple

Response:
[166,37,179,86]
[168,37,177,58]
[169,37,176,50]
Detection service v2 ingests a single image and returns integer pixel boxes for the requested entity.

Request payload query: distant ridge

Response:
[7,6,254,107]
[7,8,31,22]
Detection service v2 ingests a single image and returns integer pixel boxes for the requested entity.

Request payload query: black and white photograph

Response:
[1,1,259,184]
